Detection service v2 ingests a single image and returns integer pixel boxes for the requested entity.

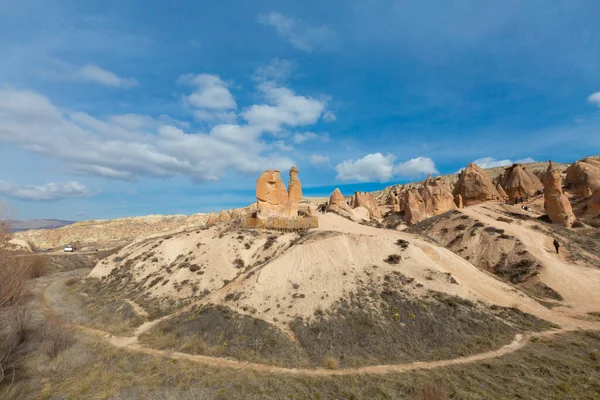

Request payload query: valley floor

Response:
[3,203,600,399]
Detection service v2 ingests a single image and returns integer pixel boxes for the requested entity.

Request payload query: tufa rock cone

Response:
[399,177,456,225]
[542,161,575,227]
[565,157,600,196]
[499,164,543,200]
[327,188,354,219]
[352,192,382,219]
[453,163,503,206]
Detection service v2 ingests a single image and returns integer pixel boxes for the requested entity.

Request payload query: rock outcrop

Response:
[495,182,509,201]
[287,166,302,217]
[216,210,231,223]
[586,189,600,218]
[583,186,593,198]
[399,176,457,225]
[453,163,503,206]
[454,194,463,209]
[565,157,600,196]
[230,209,246,220]
[542,161,575,227]
[352,192,382,219]
[387,192,401,212]
[256,170,290,217]
[327,188,354,219]
[256,167,303,218]
[498,164,543,200]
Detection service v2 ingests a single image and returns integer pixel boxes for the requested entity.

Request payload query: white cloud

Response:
[258,12,336,52]
[308,154,330,164]
[588,92,600,107]
[180,74,237,110]
[335,153,438,182]
[179,74,238,123]
[0,181,90,202]
[241,83,327,133]
[322,110,336,122]
[394,157,439,177]
[335,153,396,182]
[254,58,296,84]
[0,82,326,182]
[468,156,537,170]
[293,132,318,144]
[273,140,294,152]
[77,65,138,88]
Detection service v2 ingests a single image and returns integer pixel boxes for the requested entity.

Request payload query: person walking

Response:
[553,239,560,254]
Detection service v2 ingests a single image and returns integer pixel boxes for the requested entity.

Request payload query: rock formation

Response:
[256,170,290,217]
[387,192,401,212]
[453,163,503,206]
[230,209,246,220]
[216,210,232,223]
[352,192,382,219]
[583,186,593,198]
[586,189,600,218]
[205,213,218,225]
[565,157,600,196]
[287,166,302,216]
[327,188,354,219]
[495,182,509,201]
[499,164,543,200]
[455,194,463,209]
[399,177,457,225]
[255,167,303,218]
[399,188,425,225]
[542,161,575,227]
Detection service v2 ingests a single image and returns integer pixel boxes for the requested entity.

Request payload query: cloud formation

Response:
[308,154,330,164]
[180,74,238,123]
[77,65,138,88]
[469,156,536,170]
[0,71,330,183]
[0,181,90,202]
[588,92,600,107]
[258,12,336,52]
[394,156,439,177]
[322,110,337,122]
[335,153,437,182]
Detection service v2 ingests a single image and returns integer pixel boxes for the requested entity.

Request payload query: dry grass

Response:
[415,379,448,400]
[323,356,338,370]
[0,209,38,392]
[6,325,600,399]
[42,317,76,360]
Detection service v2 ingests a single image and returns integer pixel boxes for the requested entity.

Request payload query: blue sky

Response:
[1,0,600,220]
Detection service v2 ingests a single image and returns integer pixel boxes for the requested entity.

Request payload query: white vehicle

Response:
[64,245,74,252]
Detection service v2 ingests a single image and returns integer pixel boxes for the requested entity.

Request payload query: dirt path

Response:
[39,273,591,376]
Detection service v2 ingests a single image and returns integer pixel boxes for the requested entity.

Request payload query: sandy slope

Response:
[87,210,600,335]
[461,204,600,318]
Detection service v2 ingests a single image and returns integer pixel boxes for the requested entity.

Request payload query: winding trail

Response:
[39,274,587,376]
[37,206,600,376]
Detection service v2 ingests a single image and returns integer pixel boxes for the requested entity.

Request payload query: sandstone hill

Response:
[498,164,543,201]
[85,209,568,368]
[565,156,600,196]
[374,160,569,205]
[14,213,209,250]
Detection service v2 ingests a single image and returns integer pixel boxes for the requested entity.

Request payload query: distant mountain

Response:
[7,219,74,233]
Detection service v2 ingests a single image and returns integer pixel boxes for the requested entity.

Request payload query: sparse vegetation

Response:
[263,235,278,250]
[384,254,401,264]
[497,216,513,223]
[323,356,338,370]
[395,239,409,249]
